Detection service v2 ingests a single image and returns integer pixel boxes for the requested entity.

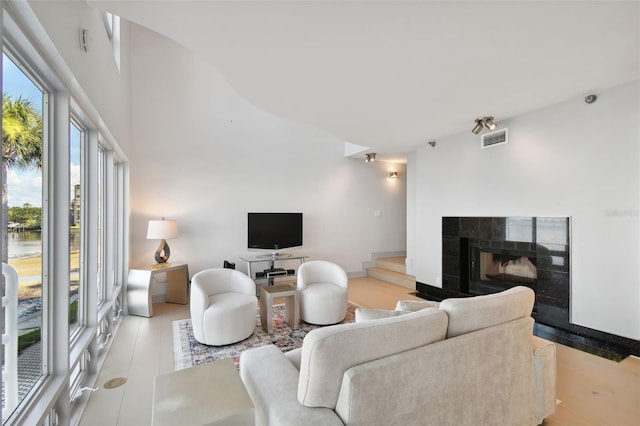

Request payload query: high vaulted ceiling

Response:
[91,1,639,161]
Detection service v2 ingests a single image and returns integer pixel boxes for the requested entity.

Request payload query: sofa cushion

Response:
[394,299,440,311]
[354,308,409,322]
[297,307,448,409]
[439,286,534,338]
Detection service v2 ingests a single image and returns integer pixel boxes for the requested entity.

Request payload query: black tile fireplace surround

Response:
[415,217,640,361]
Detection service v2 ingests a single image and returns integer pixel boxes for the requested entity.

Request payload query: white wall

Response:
[128,25,406,281]
[405,151,416,276]
[409,80,640,340]
[28,0,131,155]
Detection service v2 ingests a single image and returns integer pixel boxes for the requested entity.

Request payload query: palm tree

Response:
[2,94,43,262]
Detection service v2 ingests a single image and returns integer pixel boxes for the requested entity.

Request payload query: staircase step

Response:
[375,256,406,274]
[366,266,415,290]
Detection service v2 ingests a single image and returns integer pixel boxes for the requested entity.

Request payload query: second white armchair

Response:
[296,260,348,325]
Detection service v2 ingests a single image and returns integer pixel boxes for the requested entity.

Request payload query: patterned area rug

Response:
[173,302,357,370]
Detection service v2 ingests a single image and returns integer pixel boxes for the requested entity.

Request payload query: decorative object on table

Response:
[173,302,357,370]
[297,260,349,325]
[146,217,178,264]
[190,268,258,346]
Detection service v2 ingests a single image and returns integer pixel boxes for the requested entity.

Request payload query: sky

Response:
[3,53,81,207]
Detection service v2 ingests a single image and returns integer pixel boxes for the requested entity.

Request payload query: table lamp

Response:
[147,218,178,264]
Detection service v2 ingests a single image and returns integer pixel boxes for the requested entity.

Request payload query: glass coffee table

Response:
[260,284,299,334]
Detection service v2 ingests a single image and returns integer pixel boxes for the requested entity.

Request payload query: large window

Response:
[1,52,45,421]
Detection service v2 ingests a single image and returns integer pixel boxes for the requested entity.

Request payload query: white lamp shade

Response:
[146,219,178,239]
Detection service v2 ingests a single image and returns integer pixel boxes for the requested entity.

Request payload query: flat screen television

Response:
[247,212,303,254]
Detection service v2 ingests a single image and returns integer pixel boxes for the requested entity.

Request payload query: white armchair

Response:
[296,260,348,325]
[190,268,257,346]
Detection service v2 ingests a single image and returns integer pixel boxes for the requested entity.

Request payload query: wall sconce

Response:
[147,217,178,264]
[365,153,376,163]
[471,116,498,134]
[389,171,398,179]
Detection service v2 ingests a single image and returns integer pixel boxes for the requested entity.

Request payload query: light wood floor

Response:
[81,277,640,425]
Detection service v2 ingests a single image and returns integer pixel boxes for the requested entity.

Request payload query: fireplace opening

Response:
[469,244,537,295]
[479,251,536,283]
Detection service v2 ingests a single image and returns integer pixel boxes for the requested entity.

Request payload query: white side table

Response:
[152,358,254,425]
[127,262,189,317]
[260,284,299,333]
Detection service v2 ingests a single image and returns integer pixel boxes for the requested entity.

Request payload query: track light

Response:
[365,153,376,163]
[471,116,498,134]
[472,120,484,135]
[484,117,497,131]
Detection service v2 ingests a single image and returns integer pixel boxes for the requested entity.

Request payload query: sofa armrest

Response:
[532,336,557,423]
[239,345,342,426]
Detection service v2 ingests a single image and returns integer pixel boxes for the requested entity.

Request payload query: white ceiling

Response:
[91,1,639,162]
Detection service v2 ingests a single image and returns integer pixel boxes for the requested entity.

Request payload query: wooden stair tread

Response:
[375,256,407,274]
[367,266,414,280]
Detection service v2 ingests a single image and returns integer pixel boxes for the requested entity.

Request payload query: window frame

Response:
[68,116,86,341]
[2,35,54,426]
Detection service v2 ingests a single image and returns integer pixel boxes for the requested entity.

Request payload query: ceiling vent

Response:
[481,128,508,149]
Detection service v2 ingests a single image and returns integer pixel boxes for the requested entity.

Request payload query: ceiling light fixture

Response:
[471,116,498,134]
[471,120,484,135]
[484,117,497,131]
[365,153,376,163]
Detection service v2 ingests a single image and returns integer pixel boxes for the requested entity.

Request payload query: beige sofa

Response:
[240,286,556,426]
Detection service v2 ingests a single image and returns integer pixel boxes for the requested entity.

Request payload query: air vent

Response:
[481,128,508,149]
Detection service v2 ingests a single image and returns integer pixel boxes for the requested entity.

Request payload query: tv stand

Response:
[257,252,292,259]
[240,254,308,286]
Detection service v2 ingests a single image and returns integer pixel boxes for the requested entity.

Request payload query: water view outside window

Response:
[2,53,45,420]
